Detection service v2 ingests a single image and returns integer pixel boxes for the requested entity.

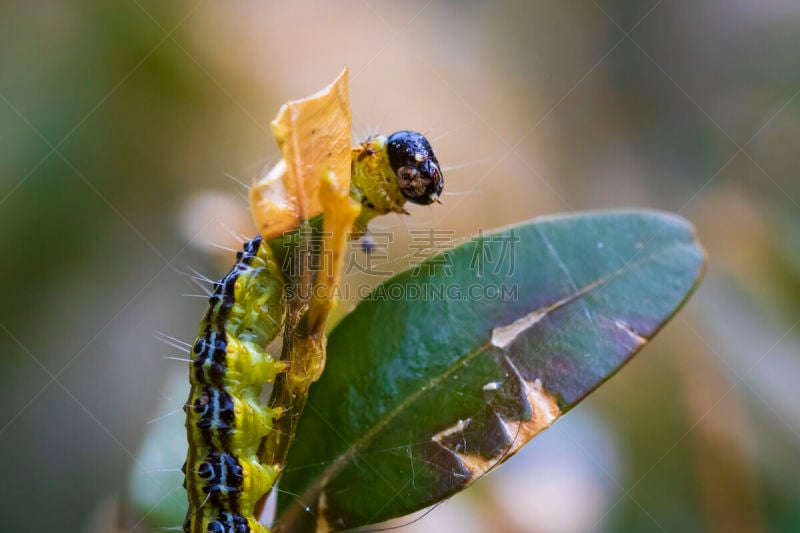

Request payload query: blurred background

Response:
[1,1,799,532]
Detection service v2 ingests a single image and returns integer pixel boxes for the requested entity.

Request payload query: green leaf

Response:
[276,210,706,531]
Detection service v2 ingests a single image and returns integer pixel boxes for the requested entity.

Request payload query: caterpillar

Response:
[182,130,443,533]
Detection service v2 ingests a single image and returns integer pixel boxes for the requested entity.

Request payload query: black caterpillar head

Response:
[386,130,443,205]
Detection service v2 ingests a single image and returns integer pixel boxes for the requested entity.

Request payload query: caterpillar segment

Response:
[183,236,285,533]
[187,387,275,458]
[184,450,277,523]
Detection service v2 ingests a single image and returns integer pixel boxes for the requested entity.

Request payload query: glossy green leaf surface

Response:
[276,210,706,532]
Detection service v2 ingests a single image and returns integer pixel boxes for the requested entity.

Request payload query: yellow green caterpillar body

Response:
[182,131,442,533]
[183,236,284,533]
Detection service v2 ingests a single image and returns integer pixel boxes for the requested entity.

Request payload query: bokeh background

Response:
[2,1,799,532]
